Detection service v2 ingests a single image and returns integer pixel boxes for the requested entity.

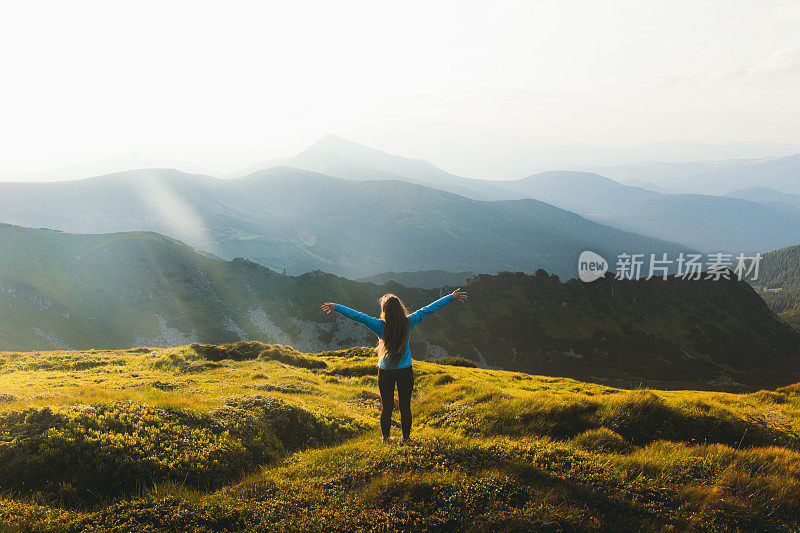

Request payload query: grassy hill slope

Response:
[1,344,800,531]
[2,223,799,389]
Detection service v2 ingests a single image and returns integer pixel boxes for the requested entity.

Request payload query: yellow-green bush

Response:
[572,428,632,454]
[430,357,478,368]
[258,347,327,369]
[0,397,367,507]
[220,395,366,451]
[315,346,377,359]
[189,341,271,361]
[0,403,250,506]
[429,388,800,449]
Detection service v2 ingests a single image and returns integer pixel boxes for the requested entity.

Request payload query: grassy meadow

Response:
[1,342,800,531]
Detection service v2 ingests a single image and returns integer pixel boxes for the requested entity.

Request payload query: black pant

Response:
[378,366,414,440]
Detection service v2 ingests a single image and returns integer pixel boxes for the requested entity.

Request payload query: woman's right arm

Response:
[407,288,468,327]
[322,302,383,336]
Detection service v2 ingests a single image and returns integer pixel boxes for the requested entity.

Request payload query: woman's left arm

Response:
[322,302,383,336]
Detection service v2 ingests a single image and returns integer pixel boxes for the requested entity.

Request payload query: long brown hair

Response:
[377,293,409,368]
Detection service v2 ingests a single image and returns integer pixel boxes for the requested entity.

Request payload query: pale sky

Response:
[2,0,800,180]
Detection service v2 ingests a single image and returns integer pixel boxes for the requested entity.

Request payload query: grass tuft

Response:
[430,356,478,368]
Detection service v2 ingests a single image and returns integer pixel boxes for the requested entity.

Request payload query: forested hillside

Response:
[2,223,798,389]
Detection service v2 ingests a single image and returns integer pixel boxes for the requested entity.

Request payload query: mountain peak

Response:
[306,133,385,157]
[521,170,623,188]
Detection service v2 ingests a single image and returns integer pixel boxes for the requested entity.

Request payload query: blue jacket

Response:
[334,294,454,368]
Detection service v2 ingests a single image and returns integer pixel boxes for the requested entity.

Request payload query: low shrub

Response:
[434,374,455,385]
[315,347,377,359]
[430,357,477,368]
[0,403,251,507]
[462,388,800,449]
[127,347,151,353]
[259,348,327,369]
[572,428,632,454]
[16,355,126,372]
[150,381,176,391]
[359,376,377,386]
[600,391,799,448]
[244,382,309,394]
[747,390,788,404]
[483,396,598,439]
[220,396,367,451]
[474,391,511,403]
[0,398,368,508]
[152,351,201,372]
[601,391,676,445]
[357,390,381,401]
[777,383,800,396]
[189,342,270,361]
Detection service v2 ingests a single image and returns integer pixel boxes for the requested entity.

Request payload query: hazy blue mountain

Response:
[242,137,800,254]
[0,169,236,254]
[620,178,667,192]
[4,137,796,276]
[0,167,684,279]
[498,140,800,177]
[223,167,687,278]
[297,134,467,186]
[253,134,466,185]
[726,186,800,210]
[2,223,798,389]
[588,160,754,193]
[322,162,485,199]
[246,134,521,201]
[492,170,800,254]
[0,153,213,182]
[591,154,800,195]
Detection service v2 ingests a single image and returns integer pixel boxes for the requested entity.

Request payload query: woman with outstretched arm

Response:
[322,288,468,444]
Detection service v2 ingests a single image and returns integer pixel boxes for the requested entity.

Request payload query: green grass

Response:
[1,343,800,531]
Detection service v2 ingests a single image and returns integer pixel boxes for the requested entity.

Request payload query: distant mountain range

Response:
[591,154,800,196]
[1,223,798,389]
[726,186,800,211]
[499,171,800,254]
[0,167,686,279]
[2,135,799,274]
[517,140,800,176]
[249,134,520,201]
[237,135,800,254]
